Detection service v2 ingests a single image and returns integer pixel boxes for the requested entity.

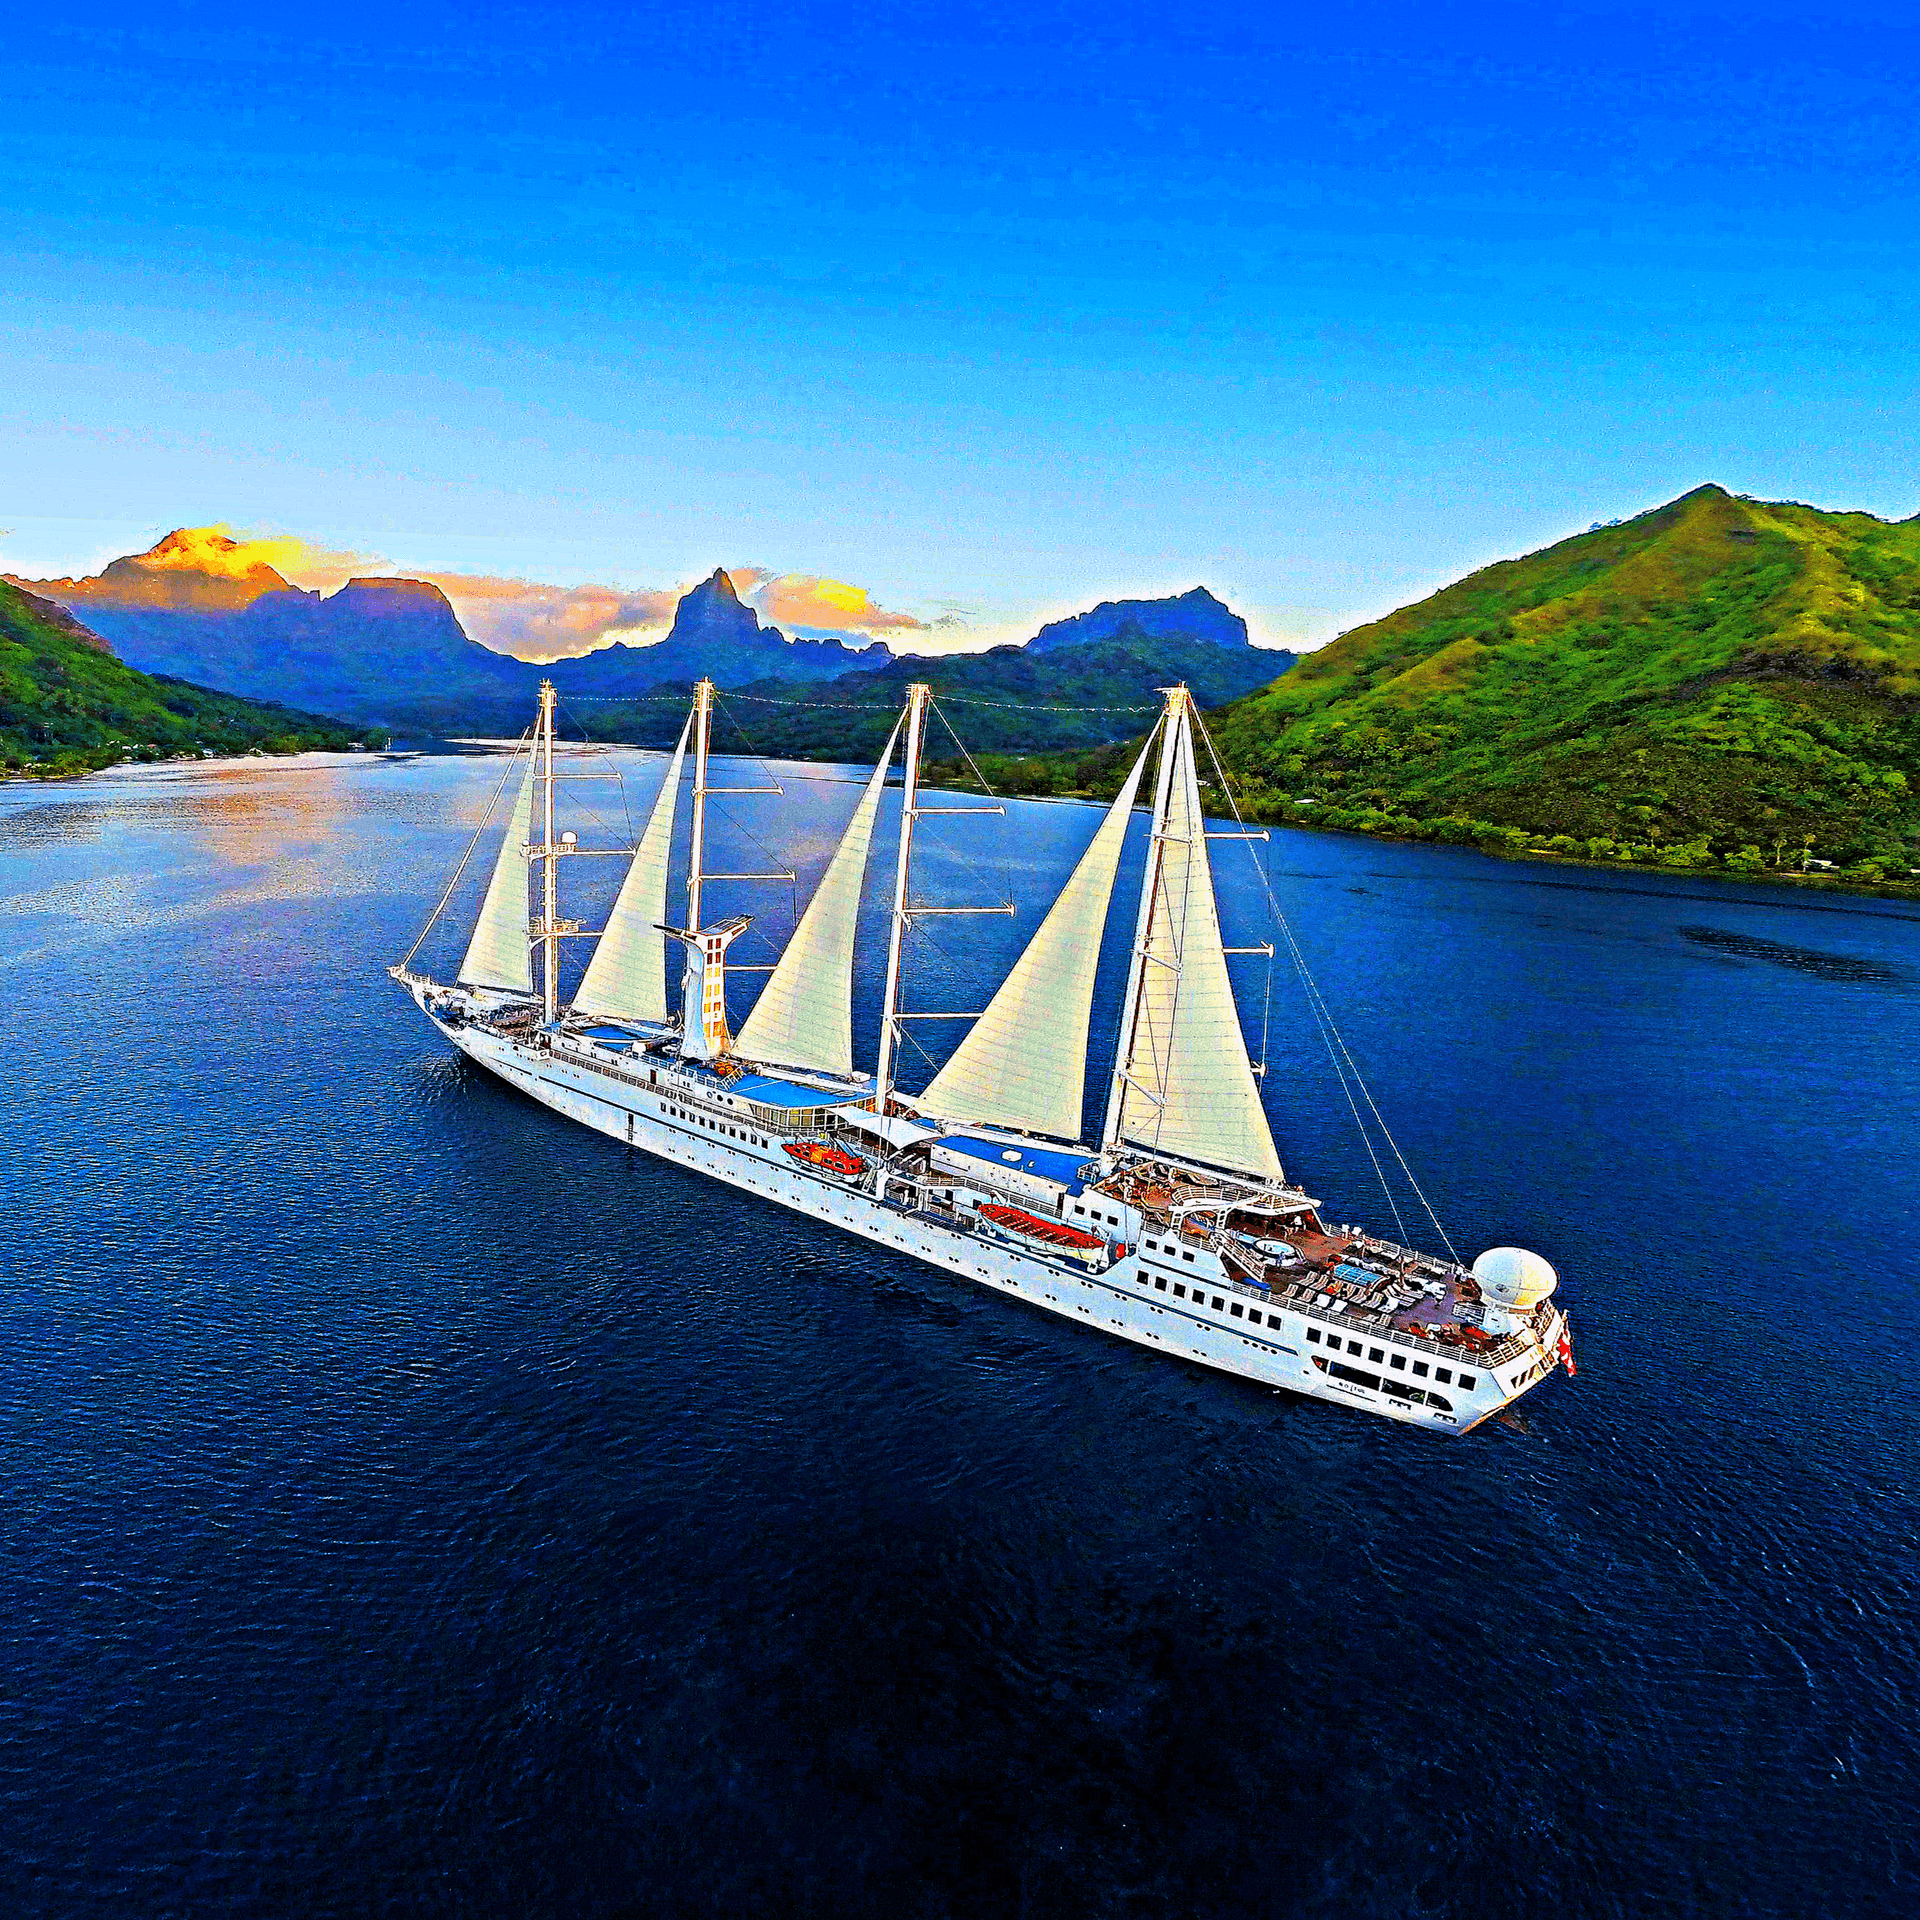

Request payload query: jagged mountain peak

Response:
[664,568,770,647]
[148,527,244,563]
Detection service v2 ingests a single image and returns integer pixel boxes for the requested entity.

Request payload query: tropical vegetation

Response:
[0,580,374,776]
[993,487,1920,894]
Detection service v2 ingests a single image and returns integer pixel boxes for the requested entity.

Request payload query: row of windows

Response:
[1135,1269,1276,1328]
[662,1102,770,1150]
[1071,1199,1127,1230]
[1141,1234,1199,1265]
[1317,1357,1456,1413]
[1305,1326,1474,1390]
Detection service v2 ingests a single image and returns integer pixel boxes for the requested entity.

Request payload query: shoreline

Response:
[10,746,1913,907]
[1040,786,1920,906]
[0,747,417,785]
[1282,820,1920,905]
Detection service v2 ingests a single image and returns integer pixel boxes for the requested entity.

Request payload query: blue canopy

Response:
[935,1135,1093,1193]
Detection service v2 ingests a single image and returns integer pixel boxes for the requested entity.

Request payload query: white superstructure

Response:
[394,677,1575,1434]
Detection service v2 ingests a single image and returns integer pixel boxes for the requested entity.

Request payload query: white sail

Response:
[917,735,1152,1141]
[572,716,692,1026]
[735,718,902,1077]
[1113,705,1282,1182]
[457,743,537,994]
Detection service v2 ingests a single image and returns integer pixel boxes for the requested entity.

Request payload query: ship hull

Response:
[416,992,1565,1436]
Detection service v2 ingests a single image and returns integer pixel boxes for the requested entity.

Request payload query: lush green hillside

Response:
[575,630,1295,762]
[0,580,373,776]
[1028,487,1920,889]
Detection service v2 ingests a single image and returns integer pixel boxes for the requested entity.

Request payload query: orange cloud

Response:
[421,574,681,661]
[14,525,386,608]
[14,524,937,663]
[215,526,387,592]
[748,574,927,633]
[440,567,929,660]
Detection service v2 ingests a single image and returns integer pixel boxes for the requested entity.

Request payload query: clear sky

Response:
[3,0,1916,652]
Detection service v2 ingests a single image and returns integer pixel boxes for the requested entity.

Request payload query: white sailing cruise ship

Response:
[393,678,1575,1434]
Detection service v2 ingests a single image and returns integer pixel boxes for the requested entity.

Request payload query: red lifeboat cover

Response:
[783,1140,866,1177]
[978,1204,1106,1251]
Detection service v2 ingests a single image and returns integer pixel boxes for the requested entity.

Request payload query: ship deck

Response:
[1109,1179,1519,1368]
[494,1005,1549,1375]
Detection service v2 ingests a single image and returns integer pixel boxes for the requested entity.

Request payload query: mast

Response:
[1101,684,1282,1183]
[539,677,559,1023]
[1101,686,1184,1153]
[686,676,714,934]
[873,683,929,1111]
[675,676,789,1044]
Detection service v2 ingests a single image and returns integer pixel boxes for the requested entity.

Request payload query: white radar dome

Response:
[1471,1247,1559,1310]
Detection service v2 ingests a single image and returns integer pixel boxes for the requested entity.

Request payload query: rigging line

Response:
[1257,818,1275,1078]
[540,767,634,852]
[1189,708,1459,1261]
[1279,914,1457,1257]
[1186,707,1420,1237]
[897,1022,947,1082]
[617,748,636,845]
[546,732,878,785]
[707,691,816,940]
[1275,920,1410,1246]
[1258,903,1275,1078]
[554,693,637,844]
[705,690,807,954]
[926,698,1005,801]
[704,693,792,849]
[395,731,531,970]
[932,694,1159,713]
[902,910,969,974]
[573,687,1162,716]
[927,697,1016,913]
[707,687,777,768]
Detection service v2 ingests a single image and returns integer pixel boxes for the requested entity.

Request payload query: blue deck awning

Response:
[730,1074,846,1110]
[934,1135,1094,1193]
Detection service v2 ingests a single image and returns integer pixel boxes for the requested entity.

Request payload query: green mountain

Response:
[573,630,1296,763]
[1038,486,1920,887]
[0,579,370,776]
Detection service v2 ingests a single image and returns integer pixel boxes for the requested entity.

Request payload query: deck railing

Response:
[518,1030,1553,1372]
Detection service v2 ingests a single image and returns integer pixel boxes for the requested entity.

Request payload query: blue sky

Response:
[3,0,1916,651]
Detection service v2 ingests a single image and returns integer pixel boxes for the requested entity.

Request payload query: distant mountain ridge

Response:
[33,527,290,611]
[9,543,897,720]
[1026,585,1250,654]
[19,567,522,720]
[11,537,1294,751]
[553,630,1297,763]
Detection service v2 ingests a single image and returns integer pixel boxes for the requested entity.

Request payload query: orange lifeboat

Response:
[977,1204,1111,1268]
[783,1139,866,1179]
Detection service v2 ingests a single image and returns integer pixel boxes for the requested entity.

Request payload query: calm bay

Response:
[1,748,1914,1918]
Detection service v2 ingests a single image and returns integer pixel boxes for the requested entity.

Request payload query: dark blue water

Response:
[1,750,1915,1919]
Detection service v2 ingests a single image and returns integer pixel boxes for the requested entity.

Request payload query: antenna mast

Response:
[873,684,928,1111]
[871,685,1011,1111]
[686,677,714,934]
[677,675,790,1040]
[539,678,559,1023]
